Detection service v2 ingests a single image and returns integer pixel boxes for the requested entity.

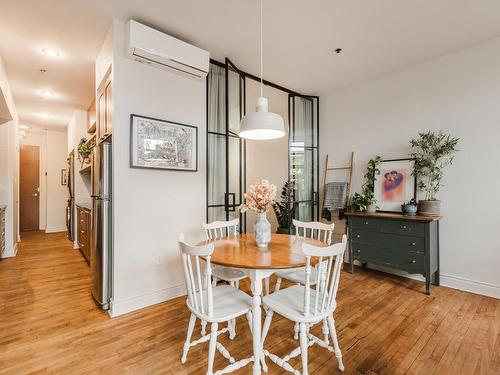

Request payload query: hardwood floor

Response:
[0,231,499,374]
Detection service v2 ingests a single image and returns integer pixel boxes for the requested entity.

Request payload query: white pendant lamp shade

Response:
[238,0,285,140]
[239,97,285,140]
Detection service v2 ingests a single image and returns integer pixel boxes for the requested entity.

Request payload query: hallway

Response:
[1,232,499,374]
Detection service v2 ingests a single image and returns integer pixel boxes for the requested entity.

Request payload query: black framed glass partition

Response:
[207,58,319,233]
[206,59,246,231]
[289,95,319,224]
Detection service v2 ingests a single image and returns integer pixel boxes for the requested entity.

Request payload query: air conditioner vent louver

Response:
[126,20,209,79]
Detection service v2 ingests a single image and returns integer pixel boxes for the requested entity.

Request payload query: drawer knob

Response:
[411,259,416,264]
[356,234,361,238]
[356,249,361,253]
[410,242,416,246]
[402,225,407,229]
[363,221,369,225]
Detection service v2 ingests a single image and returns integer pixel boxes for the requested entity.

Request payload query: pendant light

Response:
[239,0,285,140]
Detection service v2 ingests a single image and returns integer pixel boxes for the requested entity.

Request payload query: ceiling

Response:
[1,0,500,129]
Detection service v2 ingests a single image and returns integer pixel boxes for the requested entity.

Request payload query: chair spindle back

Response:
[203,218,239,240]
[293,219,335,245]
[178,233,215,317]
[302,234,347,318]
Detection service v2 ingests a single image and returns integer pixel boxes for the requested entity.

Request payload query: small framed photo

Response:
[60,169,67,186]
[374,158,416,212]
[130,114,198,171]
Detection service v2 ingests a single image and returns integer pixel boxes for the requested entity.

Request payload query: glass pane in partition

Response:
[228,136,243,206]
[207,64,226,134]
[290,147,313,203]
[207,134,226,206]
[227,68,241,134]
[295,202,313,222]
[291,96,314,147]
[208,206,227,223]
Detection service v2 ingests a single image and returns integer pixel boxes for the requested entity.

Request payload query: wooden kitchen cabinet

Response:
[97,67,112,142]
[77,205,91,264]
[87,98,96,134]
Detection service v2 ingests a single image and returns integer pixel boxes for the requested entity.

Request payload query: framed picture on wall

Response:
[373,158,416,212]
[130,114,198,171]
[60,169,67,186]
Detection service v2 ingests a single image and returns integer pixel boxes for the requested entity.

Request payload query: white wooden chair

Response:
[261,235,348,374]
[178,234,254,375]
[203,218,248,338]
[274,219,335,340]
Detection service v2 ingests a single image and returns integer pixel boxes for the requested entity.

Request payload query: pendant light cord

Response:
[260,0,263,97]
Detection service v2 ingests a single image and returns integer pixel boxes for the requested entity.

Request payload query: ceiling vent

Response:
[126,20,209,79]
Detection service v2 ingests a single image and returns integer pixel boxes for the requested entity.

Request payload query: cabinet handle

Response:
[410,242,416,246]
[411,260,416,263]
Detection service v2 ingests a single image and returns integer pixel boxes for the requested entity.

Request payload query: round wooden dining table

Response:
[198,233,326,375]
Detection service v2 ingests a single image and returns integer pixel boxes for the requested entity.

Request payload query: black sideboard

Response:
[346,212,441,294]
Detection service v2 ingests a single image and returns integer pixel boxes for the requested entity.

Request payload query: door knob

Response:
[31,193,38,197]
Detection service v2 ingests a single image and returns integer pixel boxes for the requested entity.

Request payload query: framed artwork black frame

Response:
[130,113,198,172]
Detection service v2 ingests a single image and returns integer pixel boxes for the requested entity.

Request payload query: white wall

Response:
[108,21,206,316]
[320,37,500,299]
[20,128,69,233]
[0,55,19,258]
[46,130,68,232]
[245,79,289,232]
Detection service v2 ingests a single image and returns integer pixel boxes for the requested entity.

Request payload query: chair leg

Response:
[264,277,270,296]
[201,320,207,336]
[207,322,218,375]
[299,322,309,375]
[212,276,218,287]
[235,280,240,289]
[261,310,274,373]
[327,315,344,372]
[322,318,330,345]
[229,318,236,340]
[181,313,196,364]
[246,311,253,333]
[275,277,282,292]
[294,322,299,340]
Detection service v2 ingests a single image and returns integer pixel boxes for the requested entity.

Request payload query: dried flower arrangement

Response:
[240,179,277,214]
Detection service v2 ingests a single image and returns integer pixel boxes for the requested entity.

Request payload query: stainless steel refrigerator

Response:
[91,141,112,310]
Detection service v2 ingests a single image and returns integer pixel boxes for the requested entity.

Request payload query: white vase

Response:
[254,212,271,248]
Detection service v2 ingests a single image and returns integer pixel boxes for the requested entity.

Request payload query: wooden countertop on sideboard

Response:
[345,211,442,222]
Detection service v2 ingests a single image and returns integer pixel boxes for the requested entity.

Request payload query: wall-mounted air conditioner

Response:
[126,20,209,79]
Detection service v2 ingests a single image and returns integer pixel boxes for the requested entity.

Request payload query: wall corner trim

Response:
[109,283,187,317]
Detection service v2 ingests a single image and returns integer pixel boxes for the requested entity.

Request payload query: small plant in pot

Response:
[409,131,459,216]
[347,156,381,212]
[401,198,418,216]
[272,181,295,234]
[347,191,376,212]
[77,137,95,166]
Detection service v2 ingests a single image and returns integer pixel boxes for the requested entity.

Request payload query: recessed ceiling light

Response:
[19,125,30,129]
[42,48,59,57]
[41,113,49,119]
[40,90,54,98]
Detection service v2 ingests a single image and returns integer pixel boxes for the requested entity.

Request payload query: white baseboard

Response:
[350,261,500,299]
[109,283,187,317]
[45,226,67,233]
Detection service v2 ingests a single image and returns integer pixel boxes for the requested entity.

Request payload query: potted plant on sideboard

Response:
[347,156,381,213]
[409,130,459,216]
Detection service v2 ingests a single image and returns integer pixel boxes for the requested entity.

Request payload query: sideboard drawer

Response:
[385,220,425,237]
[350,217,384,232]
[352,244,425,272]
[351,230,425,254]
